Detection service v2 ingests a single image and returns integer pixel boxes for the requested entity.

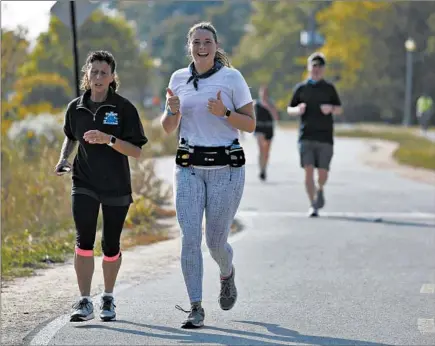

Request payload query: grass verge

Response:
[1,116,178,281]
[335,127,435,171]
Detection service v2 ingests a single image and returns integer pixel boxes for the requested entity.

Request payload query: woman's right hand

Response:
[166,88,180,114]
[54,159,72,176]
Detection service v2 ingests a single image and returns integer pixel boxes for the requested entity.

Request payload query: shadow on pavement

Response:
[323,215,435,229]
[75,319,391,345]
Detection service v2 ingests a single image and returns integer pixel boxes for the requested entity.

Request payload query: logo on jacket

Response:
[103,111,119,125]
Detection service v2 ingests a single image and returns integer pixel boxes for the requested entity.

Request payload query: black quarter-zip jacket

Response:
[63,88,148,205]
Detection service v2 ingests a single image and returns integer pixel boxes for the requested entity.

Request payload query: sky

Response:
[1,1,56,40]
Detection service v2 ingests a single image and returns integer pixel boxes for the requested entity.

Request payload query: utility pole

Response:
[51,1,101,98]
[70,1,80,98]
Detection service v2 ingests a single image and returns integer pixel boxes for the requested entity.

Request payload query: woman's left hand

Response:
[83,130,110,144]
[207,90,226,117]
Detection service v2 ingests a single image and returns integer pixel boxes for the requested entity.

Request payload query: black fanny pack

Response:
[176,139,245,168]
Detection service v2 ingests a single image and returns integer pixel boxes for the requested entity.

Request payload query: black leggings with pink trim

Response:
[72,194,130,261]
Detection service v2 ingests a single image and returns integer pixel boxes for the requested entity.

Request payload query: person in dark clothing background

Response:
[54,50,148,322]
[287,52,343,217]
[254,85,279,181]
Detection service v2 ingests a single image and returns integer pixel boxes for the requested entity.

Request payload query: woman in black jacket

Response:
[54,50,148,322]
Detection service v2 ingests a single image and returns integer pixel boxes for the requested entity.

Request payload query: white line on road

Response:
[237,210,435,219]
[420,284,435,294]
[29,315,70,345]
[418,318,435,333]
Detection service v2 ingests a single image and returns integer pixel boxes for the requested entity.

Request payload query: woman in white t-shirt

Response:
[161,21,255,329]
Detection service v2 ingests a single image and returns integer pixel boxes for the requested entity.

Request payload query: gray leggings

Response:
[174,165,245,303]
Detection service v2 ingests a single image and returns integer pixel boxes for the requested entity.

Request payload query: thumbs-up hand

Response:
[207,90,226,117]
[166,88,180,114]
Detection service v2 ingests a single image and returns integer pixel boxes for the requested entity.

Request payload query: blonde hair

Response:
[80,50,120,91]
[186,22,231,67]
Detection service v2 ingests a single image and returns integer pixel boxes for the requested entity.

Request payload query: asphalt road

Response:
[27,128,435,345]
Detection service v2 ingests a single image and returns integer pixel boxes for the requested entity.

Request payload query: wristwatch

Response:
[108,135,117,147]
[167,107,177,116]
[224,108,231,118]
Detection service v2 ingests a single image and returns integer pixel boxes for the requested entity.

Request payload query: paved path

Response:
[27,128,435,345]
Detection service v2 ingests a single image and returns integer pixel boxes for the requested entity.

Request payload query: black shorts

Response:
[255,127,274,140]
[299,140,333,170]
[72,194,130,257]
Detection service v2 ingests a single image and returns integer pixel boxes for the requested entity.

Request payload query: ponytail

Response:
[214,48,232,68]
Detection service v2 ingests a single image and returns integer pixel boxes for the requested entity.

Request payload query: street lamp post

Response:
[403,38,416,126]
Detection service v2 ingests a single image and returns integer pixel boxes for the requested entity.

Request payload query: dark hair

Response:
[308,52,326,66]
[186,22,231,68]
[80,50,120,91]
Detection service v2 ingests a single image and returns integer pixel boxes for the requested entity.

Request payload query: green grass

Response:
[1,229,76,279]
[335,128,435,171]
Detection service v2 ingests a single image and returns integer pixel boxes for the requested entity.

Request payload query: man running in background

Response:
[287,52,343,217]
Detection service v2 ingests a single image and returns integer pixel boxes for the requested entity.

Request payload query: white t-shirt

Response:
[168,66,253,147]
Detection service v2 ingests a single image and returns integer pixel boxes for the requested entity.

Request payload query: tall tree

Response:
[232,1,331,110]
[19,10,154,108]
[203,2,252,55]
[111,1,252,86]
[146,14,200,76]
[1,27,69,135]
[1,27,29,100]
[317,1,435,123]
[111,0,223,47]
